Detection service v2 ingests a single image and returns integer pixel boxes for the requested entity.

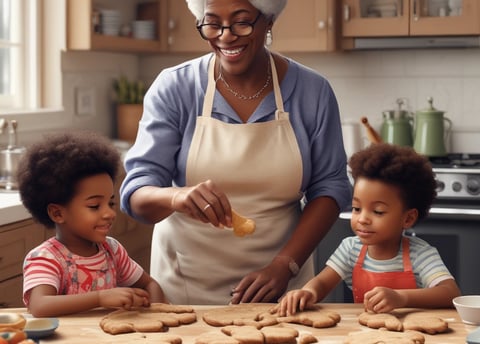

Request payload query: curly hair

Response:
[16,131,121,228]
[348,143,437,223]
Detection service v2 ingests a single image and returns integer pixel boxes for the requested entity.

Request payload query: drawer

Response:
[0,275,23,308]
[0,222,44,282]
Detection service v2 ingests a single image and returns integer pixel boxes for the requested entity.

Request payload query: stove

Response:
[430,154,480,200]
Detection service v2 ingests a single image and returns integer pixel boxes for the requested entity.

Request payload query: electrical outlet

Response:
[75,87,96,116]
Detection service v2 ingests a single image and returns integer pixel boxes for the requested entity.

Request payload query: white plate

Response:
[23,317,59,339]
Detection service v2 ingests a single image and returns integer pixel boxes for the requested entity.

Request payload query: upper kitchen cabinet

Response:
[160,0,209,53]
[67,0,164,53]
[271,0,339,52]
[342,0,480,38]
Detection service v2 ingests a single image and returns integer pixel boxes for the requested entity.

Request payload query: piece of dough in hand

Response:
[232,210,255,237]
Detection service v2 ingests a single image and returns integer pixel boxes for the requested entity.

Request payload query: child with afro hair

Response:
[277,143,461,316]
[17,131,166,317]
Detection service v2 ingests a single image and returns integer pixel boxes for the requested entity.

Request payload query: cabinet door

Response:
[410,0,480,35]
[342,0,480,37]
[271,0,339,52]
[164,0,210,52]
[0,276,23,308]
[342,0,409,37]
[0,221,45,282]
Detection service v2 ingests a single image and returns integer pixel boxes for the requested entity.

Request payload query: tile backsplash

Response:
[15,48,479,154]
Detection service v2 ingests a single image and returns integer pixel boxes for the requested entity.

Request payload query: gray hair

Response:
[186,0,287,21]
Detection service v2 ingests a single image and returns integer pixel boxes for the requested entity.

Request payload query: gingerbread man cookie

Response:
[358,311,403,331]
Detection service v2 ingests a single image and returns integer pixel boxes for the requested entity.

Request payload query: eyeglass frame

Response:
[196,12,263,40]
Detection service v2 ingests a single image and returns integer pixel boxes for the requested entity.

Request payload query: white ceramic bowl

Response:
[453,295,480,325]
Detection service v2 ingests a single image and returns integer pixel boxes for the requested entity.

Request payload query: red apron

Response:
[352,237,417,303]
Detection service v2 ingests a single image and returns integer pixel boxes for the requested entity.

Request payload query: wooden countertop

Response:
[2,303,477,343]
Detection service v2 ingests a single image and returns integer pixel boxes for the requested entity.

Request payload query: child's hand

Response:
[98,287,150,310]
[363,287,406,313]
[276,289,316,316]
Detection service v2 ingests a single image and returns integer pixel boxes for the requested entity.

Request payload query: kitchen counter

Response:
[1,304,475,343]
[0,191,30,226]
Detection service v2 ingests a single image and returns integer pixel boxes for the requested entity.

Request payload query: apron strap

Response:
[202,52,285,120]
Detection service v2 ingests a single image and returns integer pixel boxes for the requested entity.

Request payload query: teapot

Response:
[413,97,452,157]
[381,98,414,147]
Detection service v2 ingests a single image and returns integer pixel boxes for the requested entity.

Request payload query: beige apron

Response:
[151,54,314,304]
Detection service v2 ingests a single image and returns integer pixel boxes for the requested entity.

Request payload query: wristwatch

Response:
[277,255,299,276]
[288,258,300,276]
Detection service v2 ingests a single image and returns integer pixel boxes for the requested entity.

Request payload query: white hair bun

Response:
[186,0,287,21]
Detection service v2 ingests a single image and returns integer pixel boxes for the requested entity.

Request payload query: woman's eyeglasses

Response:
[196,12,262,40]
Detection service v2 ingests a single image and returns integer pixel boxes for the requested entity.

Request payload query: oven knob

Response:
[467,177,480,195]
[436,180,445,192]
[452,181,462,192]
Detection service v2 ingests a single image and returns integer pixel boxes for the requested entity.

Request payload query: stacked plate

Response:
[100,9,121,36]
[428,0,449,16]
[132,20,156,40]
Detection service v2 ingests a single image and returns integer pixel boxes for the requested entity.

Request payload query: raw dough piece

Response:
[100,303,197,335]
[344,329,425,344]
[195,331,240,344]
[298,333,318,344]
[261,326,299,344]
[222,325,265,344]
[232,210,256,237]
[202,304,277,329]
[358,311,403,331]
[402,313,448,334]
[276,306,341,328]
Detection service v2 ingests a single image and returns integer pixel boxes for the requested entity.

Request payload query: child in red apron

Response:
[277,143,461,316]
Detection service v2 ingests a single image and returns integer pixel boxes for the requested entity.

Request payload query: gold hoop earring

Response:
[265,30,273,46]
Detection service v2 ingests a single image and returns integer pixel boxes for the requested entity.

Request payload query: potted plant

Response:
[113,76,146,143]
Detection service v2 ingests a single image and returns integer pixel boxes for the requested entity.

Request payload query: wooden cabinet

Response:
[0,219,46,308]
[67,0,208,53]
[67,0,163,53]
[160,0,210,52]
[271,0,339,52]
[342,0,480,38]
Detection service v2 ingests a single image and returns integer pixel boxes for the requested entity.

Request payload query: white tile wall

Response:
[19,49,476,153]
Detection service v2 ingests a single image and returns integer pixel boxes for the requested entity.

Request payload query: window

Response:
[0,0,62,113]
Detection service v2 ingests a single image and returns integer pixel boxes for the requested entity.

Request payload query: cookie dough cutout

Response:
[100,303,197,335]
[344,329,425,344]
[358,311,403,331]
[203,304,277,329]
[402,313,448,334]
[195,331,240,344]
[222,325,264,344]
[276,306,341,328]
[298,333,318,344]
[261,326,299,344]
[232,210,256,237]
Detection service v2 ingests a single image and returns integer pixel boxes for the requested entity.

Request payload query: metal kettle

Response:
[413,97,452,157]
[381,98,414,147]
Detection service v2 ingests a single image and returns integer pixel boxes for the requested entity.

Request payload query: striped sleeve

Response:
[23,246,63,306]
[105,237,144,287]
[409,236,455,288]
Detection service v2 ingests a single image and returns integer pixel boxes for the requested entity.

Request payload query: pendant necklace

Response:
[216,56,271,101]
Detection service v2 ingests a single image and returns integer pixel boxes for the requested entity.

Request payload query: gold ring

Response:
[203,204,211,212]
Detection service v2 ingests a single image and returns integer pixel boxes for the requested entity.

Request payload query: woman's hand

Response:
[98,287,150,310]
[171,179,232,228]
[230,258,292,304]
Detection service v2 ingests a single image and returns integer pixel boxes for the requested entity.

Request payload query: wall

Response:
[139,48,480,153]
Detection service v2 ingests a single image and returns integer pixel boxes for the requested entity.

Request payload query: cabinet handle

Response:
[343,4,350,21]
[413,0,419,21]
[168,19,176,30]
[318,20,326,30]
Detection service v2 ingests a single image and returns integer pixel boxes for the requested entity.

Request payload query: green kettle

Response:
[413,97,452,157]
[381,98,414,147]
